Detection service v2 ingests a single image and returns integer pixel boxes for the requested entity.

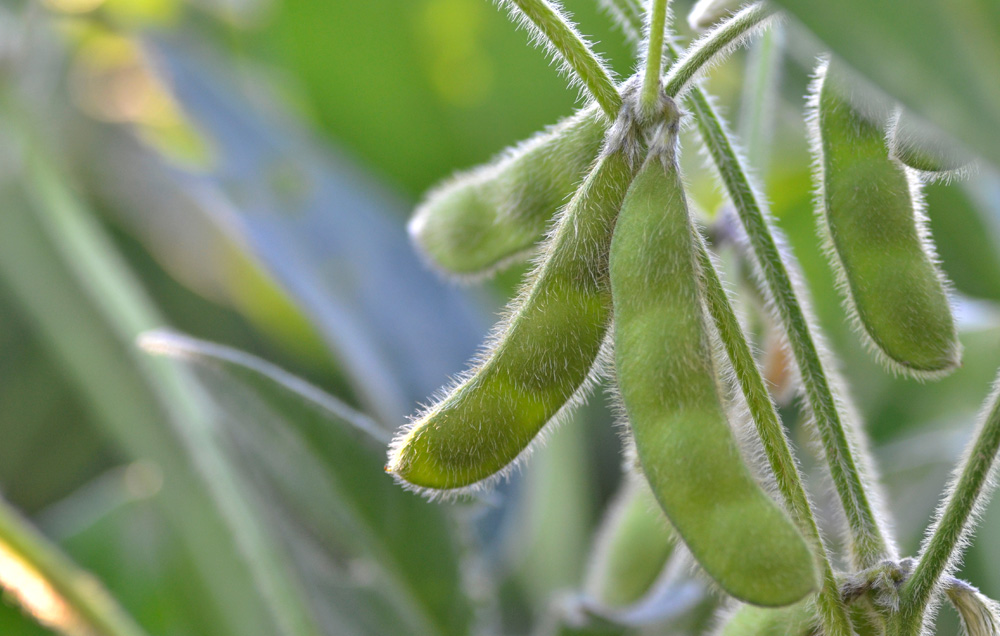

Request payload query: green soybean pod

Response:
[409,107,607,277]
[611,145,817,607]
[387,142,636,492]
[584,475,676,607]
[810,60,961,377]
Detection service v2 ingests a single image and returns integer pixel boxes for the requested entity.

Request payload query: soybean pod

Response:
[611,124,817,607]
[388,118,641,492]
[714,601,817,636]
[810,59,960,377]
[584,474,676,607]
[409,107,607,277]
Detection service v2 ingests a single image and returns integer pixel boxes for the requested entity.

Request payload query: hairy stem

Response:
[504,0,622,117]
[685,83,891,568]
[901,373,1000,617]
[662,2,776,99]
[694,233,852,636]
[640,0,669,115]
[0,494,149,636]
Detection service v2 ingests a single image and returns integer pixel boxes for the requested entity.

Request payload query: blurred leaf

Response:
[0,184,271,636]
[43,478,225,636]
[146,40,489,425]
[0,491,149,636]
[770,0,1000,169]
[0,120,321,636]
[138,329,475,636]
[247,0,632,194]
[0,299,115,513]
[925,178,1000,303]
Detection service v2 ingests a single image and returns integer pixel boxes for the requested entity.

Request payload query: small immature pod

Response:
[409,107,607,277]
[584,475,676,607]
[810,60,961,377]
[610,132,817,607]
[388,125,639,491]
[714,601,816,636]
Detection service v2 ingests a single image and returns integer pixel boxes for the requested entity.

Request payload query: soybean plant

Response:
[388,1,1000,635]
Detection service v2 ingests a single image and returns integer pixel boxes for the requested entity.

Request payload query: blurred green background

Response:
[1,0,999,634]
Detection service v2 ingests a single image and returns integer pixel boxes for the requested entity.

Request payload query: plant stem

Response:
[900,373,1000,616]
[693,233,853,636]
[684,83,891,569]
[505,0,622,117]
[0,494,149,636]
[640,0,669,116]
[662,2,776,99]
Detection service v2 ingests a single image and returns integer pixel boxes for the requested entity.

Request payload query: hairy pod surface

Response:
[610,141,817,607]
[811,60,960,378]
[408,108,607,277]
[584,475,676,606]
[387,134,639,492]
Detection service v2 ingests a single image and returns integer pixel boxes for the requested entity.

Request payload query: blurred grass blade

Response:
[0,124,323,636]
[0,494,148,636]
[737,23,783,175]
[139,330,474,636]
[146,40,489,425]
[0,172,271,636]
[139,329,388,448]
[770,0,1000,170]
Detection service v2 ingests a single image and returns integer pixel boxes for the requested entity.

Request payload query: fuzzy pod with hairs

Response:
[409,107,607,277]
[889,108,977,180]
[386,109,645,494]
[610,123,817,607]
[808,59,961,379]
[583,473,676,607]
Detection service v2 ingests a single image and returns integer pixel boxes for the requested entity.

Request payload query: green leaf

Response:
[769,0,1000,169]
[139,330,474,636]
[0,126,321,636]
[147,41,489,425]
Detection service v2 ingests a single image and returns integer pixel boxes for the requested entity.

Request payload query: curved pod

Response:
[811,60,960,377]
[388,145,636,492]
[409,107,606,277]
[611,148,817,607]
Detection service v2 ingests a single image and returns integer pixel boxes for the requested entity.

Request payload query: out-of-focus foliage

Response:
[0,0,998,635]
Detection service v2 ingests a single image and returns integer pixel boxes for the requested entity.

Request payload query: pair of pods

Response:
[390,96,817,605]
[810,59,960,377]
